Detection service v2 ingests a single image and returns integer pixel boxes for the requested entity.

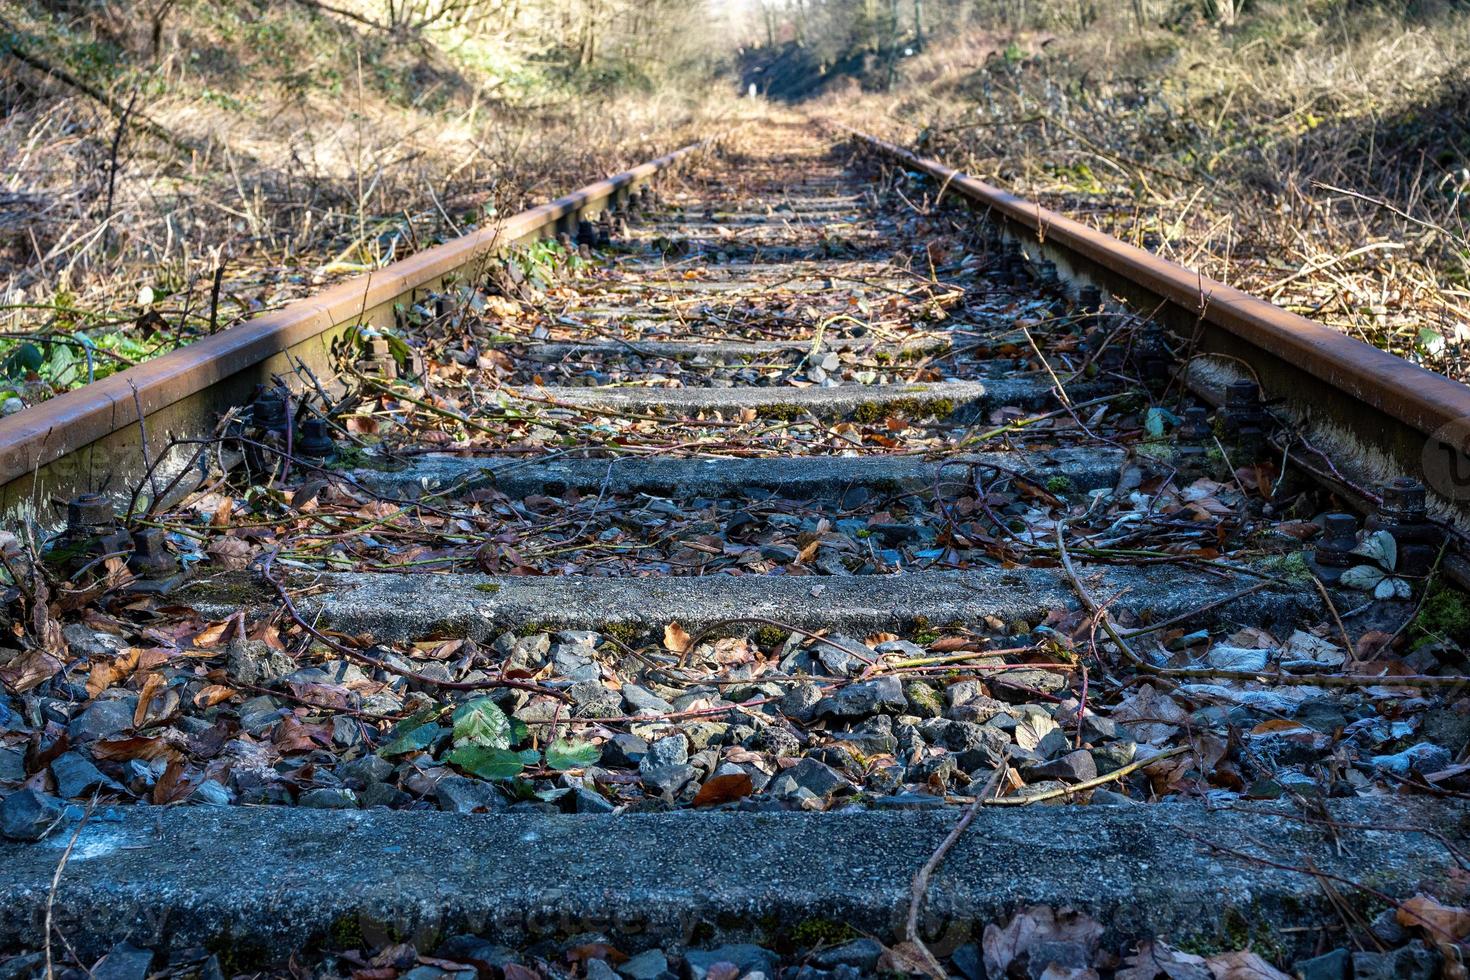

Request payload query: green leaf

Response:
[545,738,601,771]
[446,745,532,780]
[1374,576,1413,601]
[452,698,513,749]
[3,342,43,378]
[1339,563,1386,592]
[1144,406,1169,439]
[1350,529,1397,572]
[378,722,444,757]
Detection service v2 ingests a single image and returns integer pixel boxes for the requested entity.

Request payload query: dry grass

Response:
[818,2,1470,378]
[0,0,740,404]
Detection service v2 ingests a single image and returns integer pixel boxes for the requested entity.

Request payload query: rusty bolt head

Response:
[128,527,177,578]
[1224,379,1261,411]
[67,493,115,531]
[1379,477,1427,523]
[1313,512,1360,579]
[298,418,335,458]
[1179,405,1211,441]
[253,389,290,432]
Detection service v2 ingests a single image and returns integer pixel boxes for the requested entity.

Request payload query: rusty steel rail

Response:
[849,129,1470,530]
[0,139,713,517]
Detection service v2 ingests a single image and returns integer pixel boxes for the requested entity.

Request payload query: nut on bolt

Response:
[358,336,395,376]
[297,418,335,459]
[1037,259,1060,290]
[128,527,178,579]
[1179,405,1211,442]
[252,388,290,433]
[1366,476,1441,576]
[1222,380,1266,457]
[66,492,115,532]
[1311,513,1359,584]
[576,219,597,247]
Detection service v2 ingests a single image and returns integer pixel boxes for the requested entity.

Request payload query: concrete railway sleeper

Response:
[0,123,1468,972]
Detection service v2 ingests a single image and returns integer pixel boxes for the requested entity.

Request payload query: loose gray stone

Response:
[622,684,674,715]
[685,944,777,980]
[569,680,621,717]
[339,755,394,786]
[768,757,853,800]
[1087,788,1136,806]
[436,776,504,814]
[567,787,616,814]
[298,788,359,809]
[777,683,823,723]
[813,938,882,971]
[814,675,906,719]
[436,936,518,973]
[904,681,943,719]
[1368,743,1451,776]
[61,624,128,660]
[1351,941,1438,980]
[1022,749,1097,784]
[1,789,64,841]
[358,782,409,809]
[1091,741,1137,775]
[68,699,136,742]
[812,635,865,676]
[1205,645,1269,672]
[640,735,689,772]
[755,725,801,758]
[1296,949,1349,980]
[1369,907,1409,945]
[641,764,697,800]
[873,793,945,809]
[618,948,674,980]
[89,942,152,980]
[584,960,619,980]
[0,747,23,783]
[227,638,296,686]
[602,733,649,769]
[831,715,898,755]
[52,752,121,799]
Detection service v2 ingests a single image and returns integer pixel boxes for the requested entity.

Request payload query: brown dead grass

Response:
[0,0,743,403]
[817,4,1470,379]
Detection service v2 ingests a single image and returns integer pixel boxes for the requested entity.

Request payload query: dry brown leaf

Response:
[984,905,1104,979]
[1398,893,1470,941]
[90,735,172,762]
[663,621,693,655]
[194,620,234,648]
[193,684,237,708]
[134,672,166,727]
[0,648,63,693]
[1205,950,1292,980]
[691,773,754,807]
[877,941,946,980]
[1116,941,1211,980]
[86,648,139,698]
[206,536,255,570]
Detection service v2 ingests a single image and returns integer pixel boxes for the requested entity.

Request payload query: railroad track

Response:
[0,119,1466,967]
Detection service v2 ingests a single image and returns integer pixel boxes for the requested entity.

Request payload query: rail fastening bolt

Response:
[66,492,115,532]
[1311,512,1360,584]
[297,418,336,459]
[128,527,178,579]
